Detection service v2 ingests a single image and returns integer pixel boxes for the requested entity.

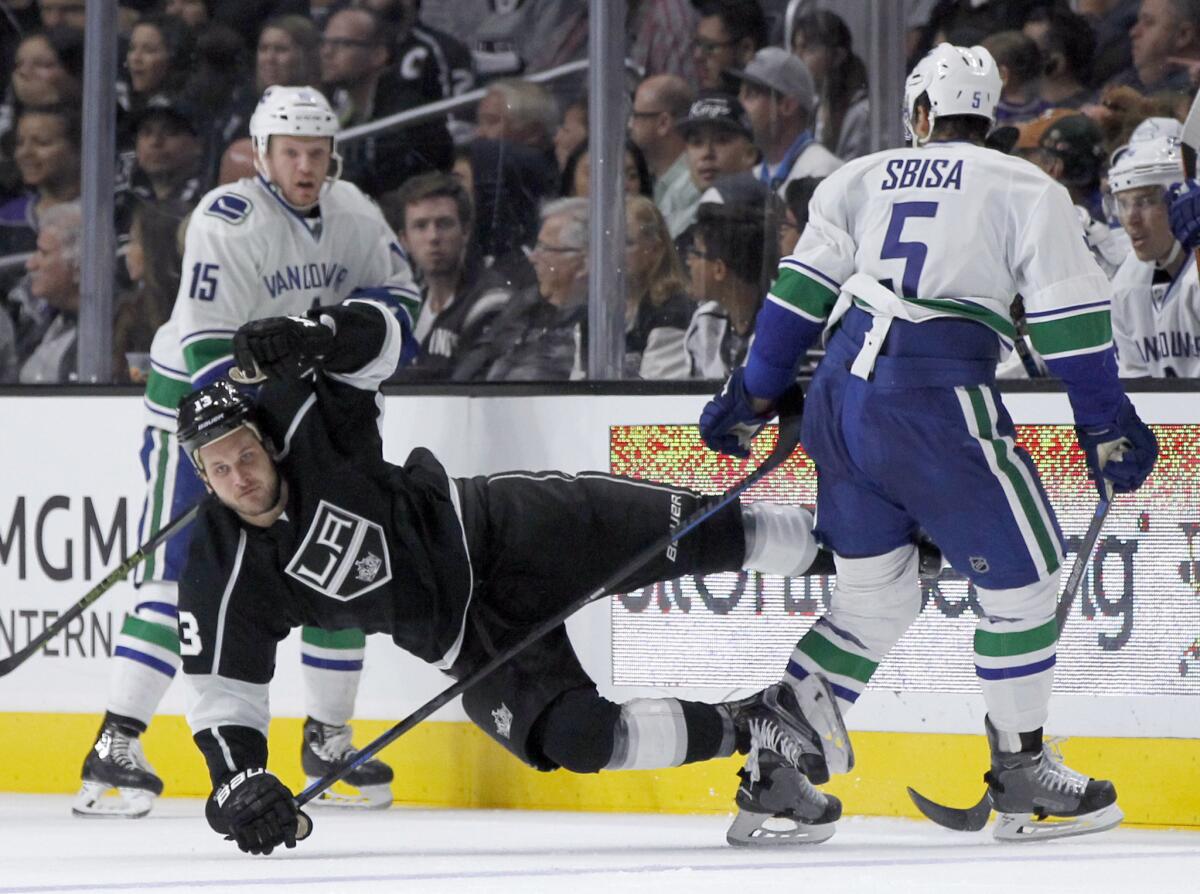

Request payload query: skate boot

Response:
[984,715,1123,841]
[72,719,163,818]
[302,717,394,809]
[725,682,846,847]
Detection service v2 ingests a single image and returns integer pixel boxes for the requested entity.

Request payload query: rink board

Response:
[0,389,1197,824]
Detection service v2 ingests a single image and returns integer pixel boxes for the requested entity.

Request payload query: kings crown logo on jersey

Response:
[286,500,393,600]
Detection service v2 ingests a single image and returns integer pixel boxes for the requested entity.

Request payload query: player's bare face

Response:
[402,196,465,278]
[1116,187,1174,264]
[200,428,282,524]
[267,135,332,208]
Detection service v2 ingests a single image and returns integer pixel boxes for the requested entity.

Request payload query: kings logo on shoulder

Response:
[286,500,392,600]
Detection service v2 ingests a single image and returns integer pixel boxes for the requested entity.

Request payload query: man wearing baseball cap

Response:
[729,47,842,196]
[660,90,758,237]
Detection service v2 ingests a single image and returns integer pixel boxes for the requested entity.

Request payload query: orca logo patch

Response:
[205,193,252,224]
[286,500,392,600]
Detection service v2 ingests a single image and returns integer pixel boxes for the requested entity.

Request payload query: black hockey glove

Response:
[232,314,335,382]
[206,768,307,855]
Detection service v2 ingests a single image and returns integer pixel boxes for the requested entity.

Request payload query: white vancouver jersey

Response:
[144,175,420,430]
[770,141,1113,366]
[1111,252,1200,377]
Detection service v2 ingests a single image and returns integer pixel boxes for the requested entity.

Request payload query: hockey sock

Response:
[741,503,819,576]
[605,698,728,770]
[783,544,921,715]
[300,627,365,726]
[974,574,1059,733]
[106,584,181,728]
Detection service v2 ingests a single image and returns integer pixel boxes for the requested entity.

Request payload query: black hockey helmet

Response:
[177,381,261,471]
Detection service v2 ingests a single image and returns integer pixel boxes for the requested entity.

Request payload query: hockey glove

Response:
[232,314,335,382]
[1075,398,1158,500]
[206,768,306,855]
[699,368,774,458]
[1167,180,1200,251]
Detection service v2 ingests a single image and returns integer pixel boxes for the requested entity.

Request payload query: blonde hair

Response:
[626,194,687,307]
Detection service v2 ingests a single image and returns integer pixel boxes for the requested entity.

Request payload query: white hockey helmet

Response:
[1107,135,1184,194]
[249,85,342,196]
[903,43,1002,146]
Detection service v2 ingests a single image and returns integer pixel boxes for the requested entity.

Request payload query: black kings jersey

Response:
[179,299,474,783]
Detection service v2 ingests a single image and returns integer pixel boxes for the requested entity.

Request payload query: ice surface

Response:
[0,795,1196,894]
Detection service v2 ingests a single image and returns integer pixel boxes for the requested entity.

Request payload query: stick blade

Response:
[907,786,992,832]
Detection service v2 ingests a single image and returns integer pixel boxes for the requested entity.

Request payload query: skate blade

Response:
[305,777,393,809]
[992,802,1124,842]
[71,781,155,819]
[726,808,837,847]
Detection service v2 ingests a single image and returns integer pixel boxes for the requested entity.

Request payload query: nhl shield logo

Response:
[286,500,393,600]
[492,703,513,739]
[970,555,990,573]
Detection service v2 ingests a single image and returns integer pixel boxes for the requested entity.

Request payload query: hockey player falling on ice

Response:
[74,86,418,818]
[700,43,1158,843]
[171,299,844,855]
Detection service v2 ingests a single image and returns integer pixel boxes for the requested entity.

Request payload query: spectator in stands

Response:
[0,26,83,199]
[1091,83,1180,157]
[1112,0,1200,95]
[662,91,757,238]
[627,0,698,81]
[779,175,821,259]
[1023,6,1097,108]
[113,198,190,382]
[355,0,477,106]
[122,96,205,214]
[220,15,323,173]
[731,47,842,195]
[320,5,453,195]
[123,15,194,115]
[627,74,695,218]
[19,199,80,383]
[683,172,780,379]
[0,105,79,259]
[453,197,590,382]
[465,138,549,290]
[1033,112,1107,217]
[425,0,587,84]
[180,23,248,188]
[164,0,209,28]
[475,78,559,159]
[1079,0,1138,87]
[257,15,321,91]
[624,194,692,379]
[386,172,511,381]
[560,141,652,199]
[36,0,87,30]
[691,0,768,91]
[792,11,870,162]
[555,96,588,174]
[983,30,1052,125]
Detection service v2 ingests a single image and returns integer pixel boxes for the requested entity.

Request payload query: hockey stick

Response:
[292,387,807,833]
[0,504,200,678]
[906,494,1112,831]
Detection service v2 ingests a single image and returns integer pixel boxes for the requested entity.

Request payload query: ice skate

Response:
[985,715,1123,841]
[72,722,163,819]
[302,717,394,809]
[725,683,845,846]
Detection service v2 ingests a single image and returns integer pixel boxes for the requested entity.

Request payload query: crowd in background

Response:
[0,0,1195,384]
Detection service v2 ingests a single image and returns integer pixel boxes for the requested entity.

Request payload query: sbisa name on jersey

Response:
[881,158,964,191]
[262,263,350,299]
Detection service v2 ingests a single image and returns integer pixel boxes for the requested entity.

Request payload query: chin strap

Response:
[1157,240,1184,271]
